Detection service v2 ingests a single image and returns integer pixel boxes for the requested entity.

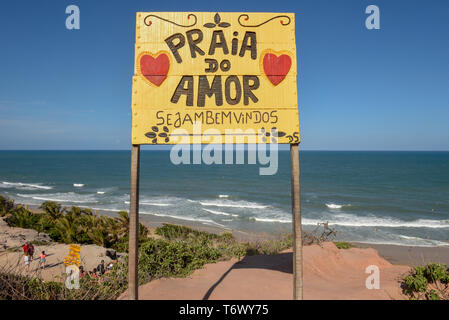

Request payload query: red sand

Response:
[119,242,411,300]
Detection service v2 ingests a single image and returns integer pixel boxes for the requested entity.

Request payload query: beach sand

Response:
[119,242,411,300]
[0,243,118,282]
[354,242,449,267]
[0,216,120,281]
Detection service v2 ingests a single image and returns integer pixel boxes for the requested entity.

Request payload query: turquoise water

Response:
[1,151,448,246]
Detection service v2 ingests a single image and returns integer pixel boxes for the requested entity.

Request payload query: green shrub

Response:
[334,241,353,249]
[155,223,219,242]
[403,262,449,300]
[39,201,64,220]
[0,195,15,217]
[426,289,441,300]
[5,207,42,229]
[404,274,428,293]
[154,224,292,259]
[420,263,449,283]
[0,268,127,300]
[136,238,221,283]
[242,235,293,256]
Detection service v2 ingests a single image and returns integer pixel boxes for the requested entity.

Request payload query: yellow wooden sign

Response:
[63,244,81,267]
[131,12,299,144]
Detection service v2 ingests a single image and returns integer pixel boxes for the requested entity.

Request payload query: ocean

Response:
[0,150,448,247]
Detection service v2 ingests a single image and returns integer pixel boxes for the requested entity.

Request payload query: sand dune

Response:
[120,242,411,300]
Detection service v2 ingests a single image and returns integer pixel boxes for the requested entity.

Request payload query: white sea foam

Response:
[16,192,98,204]
[1,181,53,190]
[29,196,90,203]
[399,235,425,240]
[141,211,227,228]
[254,217,291,223]
[394,236,449,247]
[124,200,171,207]
[97,191,106,194]
[73,184,84,188]
[142,202,171,207]
[199,200,268,209]
[355,239,449,247]
[203,208,235,216]
[84,206,124,213]
[325,203,350,209]
[218,194,229,198]
[124,196,178,207]
[302,216,449,229]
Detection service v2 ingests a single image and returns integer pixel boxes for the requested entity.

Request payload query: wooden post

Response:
[128,144,140,300]
[290,143,303,300]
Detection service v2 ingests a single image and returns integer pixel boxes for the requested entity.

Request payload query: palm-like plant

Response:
[86,217,113,247]
[116,211,129,235]
[5,206,38,228]
[55,217,78,243]
[0,195,15,217]
[40,201,64,221]
[87,227,107,247]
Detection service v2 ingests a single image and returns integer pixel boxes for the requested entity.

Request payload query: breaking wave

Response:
[1,181,53,190]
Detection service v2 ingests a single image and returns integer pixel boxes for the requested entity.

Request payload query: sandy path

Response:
[119,242,411,300]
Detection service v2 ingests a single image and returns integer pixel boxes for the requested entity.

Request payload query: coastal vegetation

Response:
[333,241,354,250]
[1,197,145,250]
[0,194,339,300]
[403,263,449,300]
[0,195,291,299]
[0,195,14,217]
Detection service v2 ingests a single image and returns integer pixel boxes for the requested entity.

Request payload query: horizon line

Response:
[1,149,448,152]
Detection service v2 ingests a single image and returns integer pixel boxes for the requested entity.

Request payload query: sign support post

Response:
[128,144,140,300]
[290,143,303,300]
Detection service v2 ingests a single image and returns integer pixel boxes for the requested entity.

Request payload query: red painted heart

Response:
[139,53,170,86]
[262,53,292,86]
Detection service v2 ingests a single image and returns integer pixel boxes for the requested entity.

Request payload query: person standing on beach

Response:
[28,243,35,261]
[24,253,30,272]
[39,251,47,269]
[22,242,29,256]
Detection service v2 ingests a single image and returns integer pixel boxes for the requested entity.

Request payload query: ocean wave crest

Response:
[141,211,227,228]
[326,203,350,209]
[203,208,238,217]
[1,181,53,190]
[16,192,98,204]
[198,200,268,209]
[302,216,449,229]
[124,200,171,207]
[254,217,291,223]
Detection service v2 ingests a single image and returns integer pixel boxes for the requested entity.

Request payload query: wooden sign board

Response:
[131,12,300,144]
[128,12,303,301]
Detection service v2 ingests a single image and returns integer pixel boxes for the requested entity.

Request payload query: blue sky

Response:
[0,0,448,150]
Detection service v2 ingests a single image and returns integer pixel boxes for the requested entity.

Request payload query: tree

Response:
[40,201,64,221]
